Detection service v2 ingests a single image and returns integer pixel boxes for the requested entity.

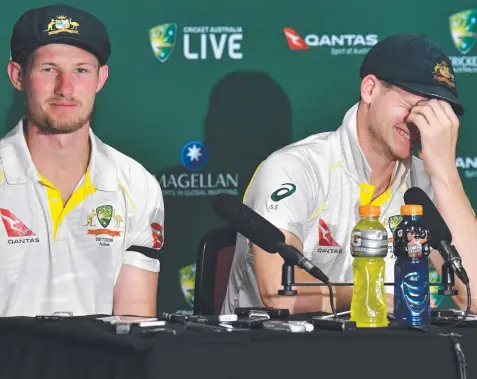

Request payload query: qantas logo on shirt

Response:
[317,219,342,253]
[0,209,40,244]
[151,223,164,248]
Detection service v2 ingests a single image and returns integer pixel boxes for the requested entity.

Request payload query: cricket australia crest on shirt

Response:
[84,205,124,247]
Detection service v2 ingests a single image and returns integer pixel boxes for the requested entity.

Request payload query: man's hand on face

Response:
[407,99,459,179]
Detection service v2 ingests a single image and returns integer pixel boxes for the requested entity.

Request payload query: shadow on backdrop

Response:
[156,70,293,314]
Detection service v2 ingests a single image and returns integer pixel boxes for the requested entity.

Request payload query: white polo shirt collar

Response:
[0,118,118,191]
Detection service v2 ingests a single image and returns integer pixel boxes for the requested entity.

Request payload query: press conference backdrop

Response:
[0,0,476,313]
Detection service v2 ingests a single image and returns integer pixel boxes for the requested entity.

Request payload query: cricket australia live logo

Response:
[150,23,243,63]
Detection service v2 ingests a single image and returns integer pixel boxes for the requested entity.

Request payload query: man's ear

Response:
[7,61,25,91]
[360,74,381,105]
[96,64,109,93]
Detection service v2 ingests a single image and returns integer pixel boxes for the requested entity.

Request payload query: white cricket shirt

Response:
[0,119,164,316]
[222,103,433,314]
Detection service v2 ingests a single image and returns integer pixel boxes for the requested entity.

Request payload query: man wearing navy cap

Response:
[223,34,477,315]
[0,4,164,317]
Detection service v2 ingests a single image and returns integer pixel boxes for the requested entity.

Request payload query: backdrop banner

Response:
[1,1,475,313]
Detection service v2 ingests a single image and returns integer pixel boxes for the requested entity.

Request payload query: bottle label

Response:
[351,229,388,257]
[395,227,430,258]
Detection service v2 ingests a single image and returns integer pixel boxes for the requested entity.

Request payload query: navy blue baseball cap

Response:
[10,4,111,66]
[360,34,463,115]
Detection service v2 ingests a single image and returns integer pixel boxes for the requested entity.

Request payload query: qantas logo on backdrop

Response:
[0,209,39,244]
[317,219,342,253]
[284,28,309,50]
[283,27,378,55]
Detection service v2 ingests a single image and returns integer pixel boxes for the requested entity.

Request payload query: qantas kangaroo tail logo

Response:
[318,219,339,246]
[283,27,309,50]
[0,209,35,237]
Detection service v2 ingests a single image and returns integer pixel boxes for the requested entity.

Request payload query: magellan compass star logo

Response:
[180,140,209,172]
[450,9,477,55]
[149,23,177,63]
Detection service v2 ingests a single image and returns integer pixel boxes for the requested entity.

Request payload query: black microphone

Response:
[212,195,330,283]
[404,187,469,285]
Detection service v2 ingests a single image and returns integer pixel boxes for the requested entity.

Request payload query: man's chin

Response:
[392,149,412,161]
[40,123,86,134]
[40,115,90,134]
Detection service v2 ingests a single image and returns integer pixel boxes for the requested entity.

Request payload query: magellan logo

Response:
[0,209,39,244]
[156,140,239,197]
[180,141,209,172]
[449,9,477,73]
[317,219,342,253]
[150,23,243,62]
[283,27,378,56]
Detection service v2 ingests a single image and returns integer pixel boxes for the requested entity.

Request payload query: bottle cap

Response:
[359,205,381,217]
[401,204,423,216]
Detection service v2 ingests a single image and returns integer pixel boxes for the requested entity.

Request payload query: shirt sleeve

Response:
[124,171,164,273]
[244,151,319,244]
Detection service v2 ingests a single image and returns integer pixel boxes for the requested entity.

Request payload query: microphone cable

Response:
[325,281,338,318]
[445,283,472,329]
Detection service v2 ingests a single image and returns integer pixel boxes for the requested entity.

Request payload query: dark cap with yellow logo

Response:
[10,4,111,66]
[360,34,464,115]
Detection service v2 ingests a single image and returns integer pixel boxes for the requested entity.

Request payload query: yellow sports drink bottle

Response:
[350,205,389,328]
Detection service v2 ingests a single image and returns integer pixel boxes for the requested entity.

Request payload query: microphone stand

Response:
[278,261,297,296]
[278,261,356,332]
[278,261,461,332]
[438,262,458,297]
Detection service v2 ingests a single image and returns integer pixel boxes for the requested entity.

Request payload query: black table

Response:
[0,315,475,379]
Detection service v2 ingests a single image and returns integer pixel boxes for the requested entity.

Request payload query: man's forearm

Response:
[290,268,352,314]
[258,265,352,314]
